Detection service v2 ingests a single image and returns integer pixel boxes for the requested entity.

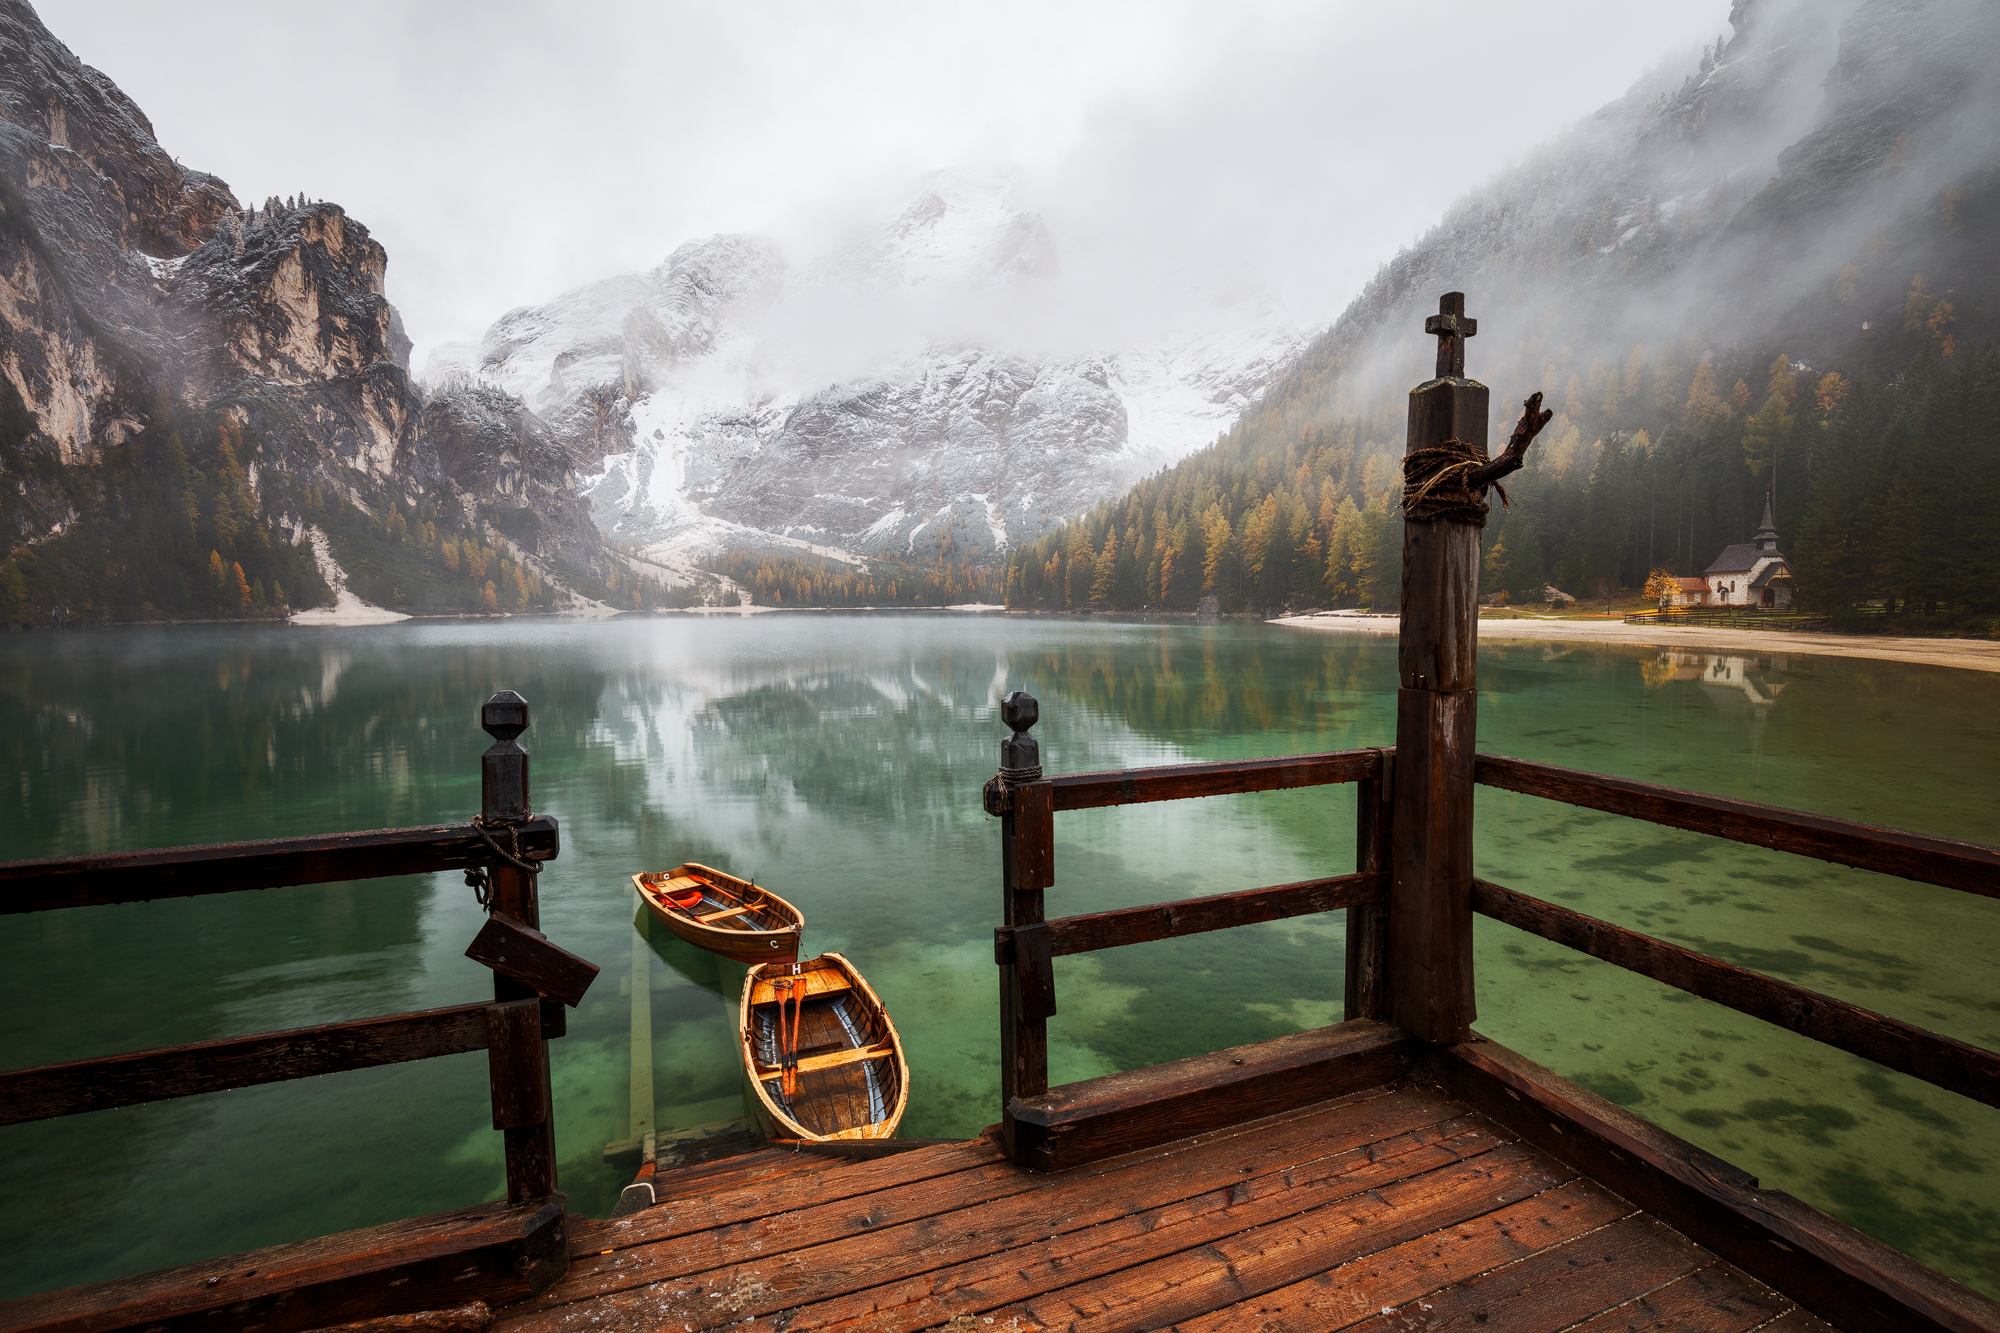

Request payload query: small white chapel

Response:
[1670,497,1793,609]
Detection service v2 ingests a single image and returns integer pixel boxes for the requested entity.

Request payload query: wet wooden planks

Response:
[499,1083,1828,1333]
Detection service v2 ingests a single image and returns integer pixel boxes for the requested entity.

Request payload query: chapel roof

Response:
[1750,562,1792,588]
[1703,543,1771,574]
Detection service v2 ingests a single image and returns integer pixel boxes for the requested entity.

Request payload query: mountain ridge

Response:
[0,0,646,623]
[426,174,1309,571]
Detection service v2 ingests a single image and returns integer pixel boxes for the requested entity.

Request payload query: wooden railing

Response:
[1472,755,2000,1112]
[980,698,1393,1136]
[0,691,596,1207]
[981,722,2000,1156]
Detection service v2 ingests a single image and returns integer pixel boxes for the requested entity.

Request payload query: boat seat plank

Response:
[499,1089,1481,1325]
[693,904,758,924]
[749,975,853,1006]
[753,1043,894,1078]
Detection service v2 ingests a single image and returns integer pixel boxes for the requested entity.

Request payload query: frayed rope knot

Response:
[1401,439,1511,526]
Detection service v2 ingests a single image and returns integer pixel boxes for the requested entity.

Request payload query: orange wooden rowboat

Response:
[740,953,908,1141]
[631,863,803,964]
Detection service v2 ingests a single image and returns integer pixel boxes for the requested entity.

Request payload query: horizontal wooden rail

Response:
[1048,748,1384,812]
[1472,879,2000,1110]
[0,816,561,914]
[0,999,568,1125]
[1475,754,1999,898]
[994,871,1388,963]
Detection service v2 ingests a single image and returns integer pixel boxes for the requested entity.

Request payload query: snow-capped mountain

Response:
[425,175,1307,564]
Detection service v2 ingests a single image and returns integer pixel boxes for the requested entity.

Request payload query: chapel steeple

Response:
[1753,493,1779,552]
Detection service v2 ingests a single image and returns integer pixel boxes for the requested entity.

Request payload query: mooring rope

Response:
[465,815,542,907]
[1401,438,1511,526]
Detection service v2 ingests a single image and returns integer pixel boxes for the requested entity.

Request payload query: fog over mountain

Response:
[1003,0,2000,619]
[421,173,1309,565]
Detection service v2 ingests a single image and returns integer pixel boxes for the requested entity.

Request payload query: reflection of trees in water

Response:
[0,627,612,1054]
[1018,628,1397,757]
[0,626,610,858]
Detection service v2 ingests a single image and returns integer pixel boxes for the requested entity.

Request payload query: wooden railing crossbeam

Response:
[0,816,561,914]
[1047,749,1381,812]
[1475,754,2000,898]
[1472,878,2000,1111]
[993,871,1388,963]
[0,999,569,1125]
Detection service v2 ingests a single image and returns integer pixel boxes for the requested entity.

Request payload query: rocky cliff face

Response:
[430,177,1306,565]
[0,0,610,619]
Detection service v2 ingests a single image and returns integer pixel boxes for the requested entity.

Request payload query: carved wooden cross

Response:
[1424,291,1476,379]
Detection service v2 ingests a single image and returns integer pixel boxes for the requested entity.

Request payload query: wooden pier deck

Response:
[524,1085,1826,1333]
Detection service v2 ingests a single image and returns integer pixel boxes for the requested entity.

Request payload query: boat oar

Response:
[782,969,805,1101]
[771,978,795,1106]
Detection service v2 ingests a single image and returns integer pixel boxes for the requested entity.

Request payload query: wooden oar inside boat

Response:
[631,863,803,964]
[740,953,908,1141]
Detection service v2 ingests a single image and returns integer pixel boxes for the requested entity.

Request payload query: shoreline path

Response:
[1271,612,2000,675]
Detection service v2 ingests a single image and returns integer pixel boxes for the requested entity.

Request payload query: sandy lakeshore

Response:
[1271,612,2000,675]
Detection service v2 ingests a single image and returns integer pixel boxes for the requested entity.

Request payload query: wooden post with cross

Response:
[1391,292,1549,1042]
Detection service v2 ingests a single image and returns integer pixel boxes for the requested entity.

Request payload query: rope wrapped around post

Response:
[1401,391,1553,526]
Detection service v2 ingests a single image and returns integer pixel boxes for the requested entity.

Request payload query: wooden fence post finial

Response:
[1000,690,1042,782]
[482,691,531,824]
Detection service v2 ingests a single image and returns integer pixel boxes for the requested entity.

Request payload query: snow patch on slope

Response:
[432,174,1307,564]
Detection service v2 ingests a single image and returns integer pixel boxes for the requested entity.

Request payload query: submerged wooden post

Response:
[988,690,1053,1148]
[481,690,560,1202]
[1390,294,1550,1042]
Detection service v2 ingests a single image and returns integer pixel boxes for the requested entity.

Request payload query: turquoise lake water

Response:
[0,615,1994,1299]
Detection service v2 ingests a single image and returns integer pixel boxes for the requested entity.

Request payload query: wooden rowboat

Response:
[740,953,908,1141]
[631,864,803,964]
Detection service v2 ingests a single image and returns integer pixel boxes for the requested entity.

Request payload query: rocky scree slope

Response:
[428,176,1306,568]
[0,0,615,622]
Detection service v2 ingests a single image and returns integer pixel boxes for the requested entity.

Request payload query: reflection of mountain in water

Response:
[1641,651,1791,715]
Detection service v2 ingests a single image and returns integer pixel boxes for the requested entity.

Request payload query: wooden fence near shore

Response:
[1624,608,1835,629]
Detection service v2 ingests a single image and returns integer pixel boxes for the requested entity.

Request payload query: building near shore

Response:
[1682,498,1793,609]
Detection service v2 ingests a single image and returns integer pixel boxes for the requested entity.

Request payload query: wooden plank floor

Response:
[526,1082,1839,1333]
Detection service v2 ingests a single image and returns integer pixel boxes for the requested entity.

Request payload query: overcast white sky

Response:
[40,1,1727,366]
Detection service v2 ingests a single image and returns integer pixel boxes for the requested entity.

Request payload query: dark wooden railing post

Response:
[1388,294,1550,1042]
[480,690,559,1203]
[1389,294,1488,1043]
[989,691,1054,1152]
[1344,752,1392,1020]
